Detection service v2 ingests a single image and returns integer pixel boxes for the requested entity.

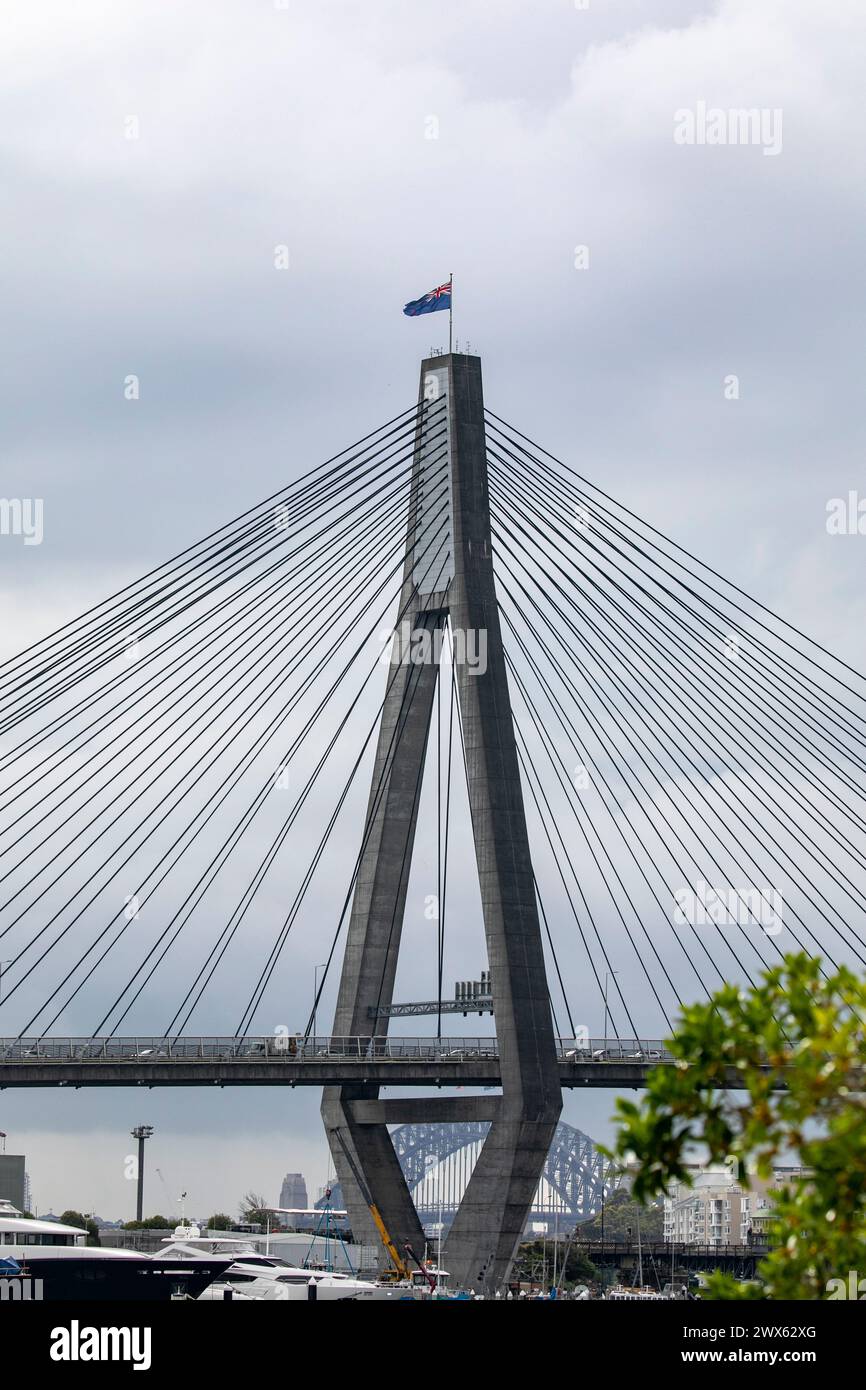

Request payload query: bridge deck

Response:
[0,1036,762,1090]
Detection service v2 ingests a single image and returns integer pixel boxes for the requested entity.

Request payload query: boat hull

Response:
[0,1255,231,1301]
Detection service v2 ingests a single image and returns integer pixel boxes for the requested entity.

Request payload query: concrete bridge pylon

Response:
[321,354,562,1294]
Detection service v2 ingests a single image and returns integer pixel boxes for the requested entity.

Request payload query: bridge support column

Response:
[441,355,561,1293]
[320,608,443,1259]
[322,355,561,1290]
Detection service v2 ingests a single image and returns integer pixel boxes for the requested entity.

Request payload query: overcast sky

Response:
[1,0,864,1221]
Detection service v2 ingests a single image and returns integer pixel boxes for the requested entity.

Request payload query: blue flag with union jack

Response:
[403,280,452,317]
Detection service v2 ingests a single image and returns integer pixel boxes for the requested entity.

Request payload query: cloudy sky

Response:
[1,0,865,1221]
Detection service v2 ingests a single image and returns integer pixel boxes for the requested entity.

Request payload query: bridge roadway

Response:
[567,1239,772,1279]
[0,1035,763,1090]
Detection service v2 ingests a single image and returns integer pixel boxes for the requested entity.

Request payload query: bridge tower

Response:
[321,354,562,1293]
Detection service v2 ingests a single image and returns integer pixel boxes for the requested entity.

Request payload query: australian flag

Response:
[403,280,452,317]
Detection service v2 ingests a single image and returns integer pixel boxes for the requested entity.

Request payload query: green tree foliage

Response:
[609,954,866,1299]
[515,1239,599,1287]
[59,1210,100,1245]
[577,1188,665,1242]
[122,1215,171,1230]
[206,1213,234,1230]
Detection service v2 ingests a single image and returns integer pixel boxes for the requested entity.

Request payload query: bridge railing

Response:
[560,1038,674,1061]
[0,1036,502,1062]
[0,1036,675,1063]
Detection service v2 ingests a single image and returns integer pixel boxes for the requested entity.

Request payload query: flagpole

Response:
[449,271,453,354]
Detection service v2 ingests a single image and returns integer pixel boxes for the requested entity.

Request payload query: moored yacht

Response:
[160,1224,378,1301]
[160,1224,441,1301]
[0,1200,233,1301]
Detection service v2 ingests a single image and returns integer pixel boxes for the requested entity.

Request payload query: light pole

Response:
[437,1167,443,1293]
[313,964,327,1041]
[130,1125,154,1222]
[620,1157,645,1289]
[602,970,619,1041]
[636,1201,643,1289]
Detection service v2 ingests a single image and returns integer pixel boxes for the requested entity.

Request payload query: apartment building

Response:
[663,1165,803,1244]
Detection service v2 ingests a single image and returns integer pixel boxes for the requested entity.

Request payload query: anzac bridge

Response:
[1,354,864,1290]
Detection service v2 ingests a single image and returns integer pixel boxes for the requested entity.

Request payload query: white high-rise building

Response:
[663,1165,803,1244]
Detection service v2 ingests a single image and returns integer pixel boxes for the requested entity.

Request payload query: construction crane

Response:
[402,1240,437,1293]
[334,1130,434,1287]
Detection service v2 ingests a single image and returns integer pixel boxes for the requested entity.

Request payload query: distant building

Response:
[279,1172,308,1211]
[0,1154,26,1212]
[748,1167,808,1239]
[23,1171,32,1213]
[663,1165,806,1244]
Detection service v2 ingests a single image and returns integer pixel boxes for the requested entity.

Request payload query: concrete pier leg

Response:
[441,354,561,1293]
[321,607,444,1259]
[323,356,561,1289]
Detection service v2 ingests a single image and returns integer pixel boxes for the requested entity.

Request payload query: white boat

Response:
[160,1224,395,1301]
[0,1200,232,1300]
[160,1225,457,1301]
[605,1284,671,1300]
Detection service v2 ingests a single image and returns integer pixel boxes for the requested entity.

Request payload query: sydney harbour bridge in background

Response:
[313,1120,617,1234]
[392,1121,618,1232]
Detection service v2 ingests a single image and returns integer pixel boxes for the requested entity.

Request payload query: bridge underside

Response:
[0,1056,774,1088]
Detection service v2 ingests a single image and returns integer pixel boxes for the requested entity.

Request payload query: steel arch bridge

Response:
[391,1120,621,1228]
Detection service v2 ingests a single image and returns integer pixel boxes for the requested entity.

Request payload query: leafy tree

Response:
[516,1239,599,1286]
[206,1213,234,1230]
[123,1215,171,1230]
[609,954,866,1300]
[60,1210,100,1245]
[578,1188,665,1242]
